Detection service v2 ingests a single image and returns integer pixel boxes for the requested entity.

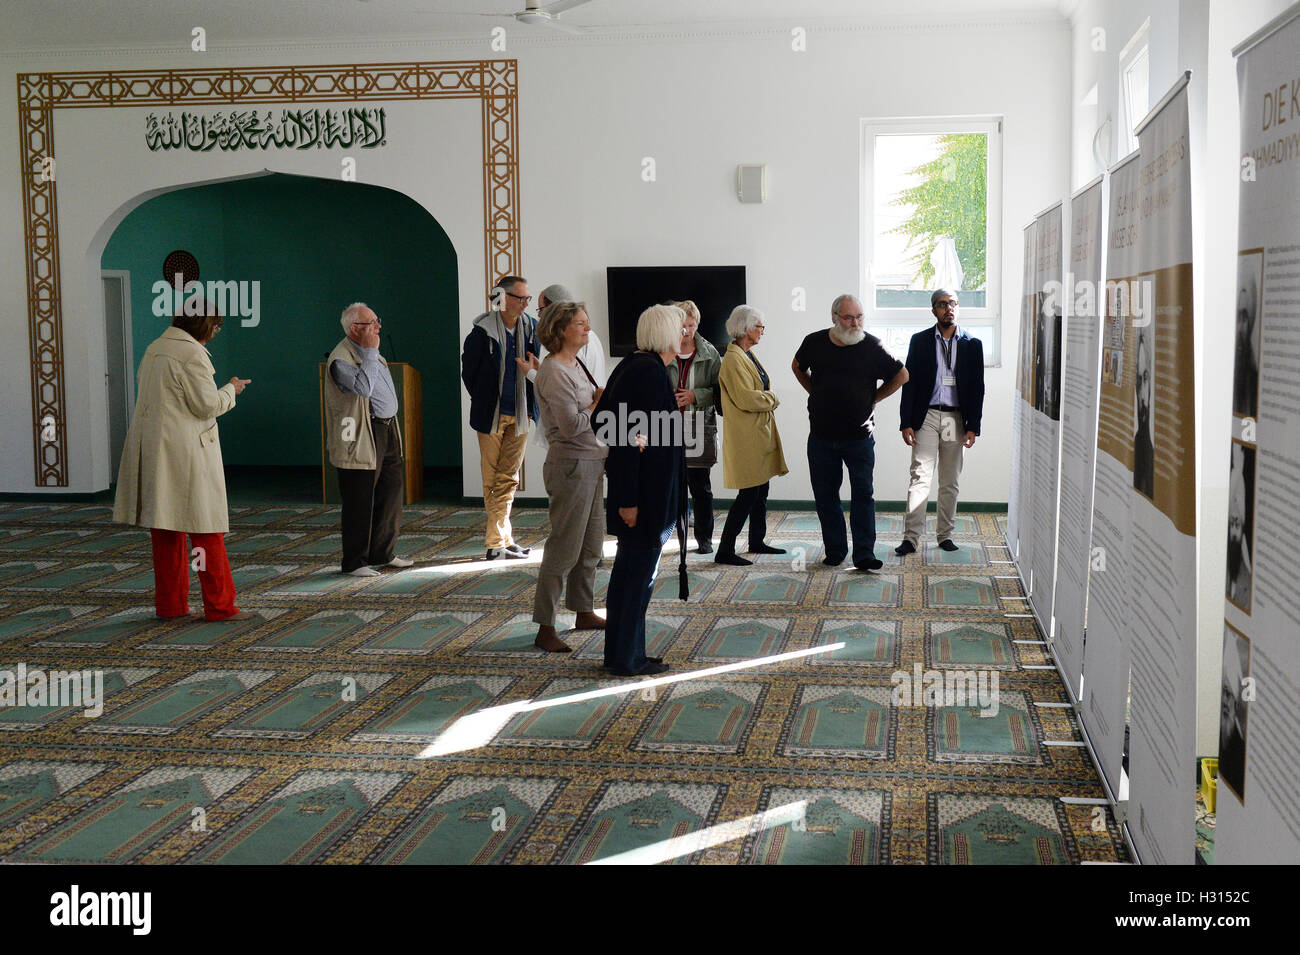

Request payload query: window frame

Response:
[859,115,1004,366]
[1119,19,1151,158]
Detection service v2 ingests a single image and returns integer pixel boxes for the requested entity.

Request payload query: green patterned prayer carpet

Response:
[0,502,1127,864]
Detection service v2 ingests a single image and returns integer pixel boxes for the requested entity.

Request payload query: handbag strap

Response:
[575,356,598,389]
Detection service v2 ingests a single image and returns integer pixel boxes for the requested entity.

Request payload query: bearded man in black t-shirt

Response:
[792,294,909,570]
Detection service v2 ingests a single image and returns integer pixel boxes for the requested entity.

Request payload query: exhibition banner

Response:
[1029,203,1064,634]
[1053,177,1105,700]
[1009,221,1037,581]
[1082,152,1140,801]
[1125,74,1197,866]
[1219,6,1300,864]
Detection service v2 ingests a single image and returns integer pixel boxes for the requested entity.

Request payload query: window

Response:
[861,116,1002,365]
[1119,20,1151,157]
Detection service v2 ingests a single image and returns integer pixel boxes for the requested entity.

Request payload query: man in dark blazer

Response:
[896,289,985,555]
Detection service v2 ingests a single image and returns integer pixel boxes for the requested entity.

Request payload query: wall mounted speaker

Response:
[737,164,766,203]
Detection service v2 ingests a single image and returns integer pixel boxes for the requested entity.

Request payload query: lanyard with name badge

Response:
[939,331,957,388]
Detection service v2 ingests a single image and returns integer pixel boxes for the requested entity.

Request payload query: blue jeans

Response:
[807,433,877,564]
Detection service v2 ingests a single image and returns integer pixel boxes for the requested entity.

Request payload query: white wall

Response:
[0,16,1072,503]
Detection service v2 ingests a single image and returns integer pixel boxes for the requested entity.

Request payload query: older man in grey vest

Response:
[325,302,413,576]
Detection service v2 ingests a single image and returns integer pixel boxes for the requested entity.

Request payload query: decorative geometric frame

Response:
[16,59,519,486]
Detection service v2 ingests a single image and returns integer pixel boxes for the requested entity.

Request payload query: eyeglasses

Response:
[353,319,382,327]
[935,300,958,310]
[753,323,766,330]
[837,314,865,323]
[506,292,532,304]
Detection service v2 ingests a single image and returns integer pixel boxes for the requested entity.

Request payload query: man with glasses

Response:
[896,289,985,556]
[326,302,413,576]
[462,275,541,559]
[793,294,907,570]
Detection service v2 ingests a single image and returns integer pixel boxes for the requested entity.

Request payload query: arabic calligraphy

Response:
[144,108,388,151]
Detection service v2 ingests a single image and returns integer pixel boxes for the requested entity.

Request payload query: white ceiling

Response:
[0,0,1070,53]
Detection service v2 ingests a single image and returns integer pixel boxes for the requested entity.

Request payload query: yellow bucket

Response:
[1200,757,1218,813]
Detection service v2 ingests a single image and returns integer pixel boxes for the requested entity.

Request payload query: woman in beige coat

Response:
[113,307,251,621]
[715,304,789,566]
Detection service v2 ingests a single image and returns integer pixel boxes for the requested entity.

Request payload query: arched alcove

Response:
[100,172,461,477]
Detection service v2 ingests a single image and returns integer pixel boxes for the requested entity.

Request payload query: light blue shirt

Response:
[331,341,398,418]
[929,325,960,408]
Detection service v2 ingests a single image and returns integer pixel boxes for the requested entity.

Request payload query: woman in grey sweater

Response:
[667,301,722,553]
[532,301,609,652]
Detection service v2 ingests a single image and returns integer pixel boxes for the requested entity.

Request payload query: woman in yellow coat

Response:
[113,306,252,621]
[715,304,788,565]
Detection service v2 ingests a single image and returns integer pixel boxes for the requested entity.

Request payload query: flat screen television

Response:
[606,266,746,356]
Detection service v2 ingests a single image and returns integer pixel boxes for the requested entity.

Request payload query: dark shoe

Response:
[821,555,845,567]
[485,547,502,560]
[938,539,959,552]
[854,557,885,571]
[608,661,670,677]
[696,542,714,555]
[573,612,606,630]
[714,552,752,566]
[504,543,530,558]
[894,540,917,556]
[749,543,786,554]
[534,626,572,653]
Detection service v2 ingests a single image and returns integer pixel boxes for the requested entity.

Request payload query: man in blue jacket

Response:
[896,289,985,555]
[461,275,540,559]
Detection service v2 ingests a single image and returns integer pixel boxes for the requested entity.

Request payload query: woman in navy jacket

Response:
[597,305,686,677]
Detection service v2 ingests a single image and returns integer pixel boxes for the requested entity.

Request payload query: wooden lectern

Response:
[319,362,423,505]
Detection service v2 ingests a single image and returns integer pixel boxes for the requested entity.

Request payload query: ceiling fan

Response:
[509,0,595,32]
[403,0,597,35]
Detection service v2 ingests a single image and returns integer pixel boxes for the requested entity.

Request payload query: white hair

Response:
[831,294,861,320]
[636,304,684,354]
[340,302,369,332]
[726,304,764,339]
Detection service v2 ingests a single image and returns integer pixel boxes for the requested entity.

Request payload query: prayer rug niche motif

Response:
[826,573,901,608]
[368,775,562,865]
[213,671,393,740]
[351,674,517,744]
[632,680,765,755]
[558,782,725,865]
[930,794,1074,865]
[811,619,900,667]
[494,678,630,750]
[692,617,791,663]
[0,760,109,833]
[85,670,277,736]
[0,668,157,732]
[245,609,385,653]
[743,787,889,865]
[778,684,893,759]
[184,770,404,865]
[927,689,1045,765]
[12,767,252,864]
[362,610,483,655]
[926,621,1017,669]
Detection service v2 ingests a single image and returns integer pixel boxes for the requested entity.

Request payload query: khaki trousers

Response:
[477,414,529,548]
[904,409,965,544]
[533,456,606,626]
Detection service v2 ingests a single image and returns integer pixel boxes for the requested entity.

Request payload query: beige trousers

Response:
[477,414,529,548]
[533,457,606,626]
[904,409,965,544]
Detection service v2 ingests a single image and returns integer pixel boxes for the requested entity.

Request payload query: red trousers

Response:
[150,529,239,621]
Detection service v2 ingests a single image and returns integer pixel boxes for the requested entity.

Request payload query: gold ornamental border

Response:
[16,59,520,487]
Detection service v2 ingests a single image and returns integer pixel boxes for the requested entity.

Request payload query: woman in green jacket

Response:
[666,300,722,554]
